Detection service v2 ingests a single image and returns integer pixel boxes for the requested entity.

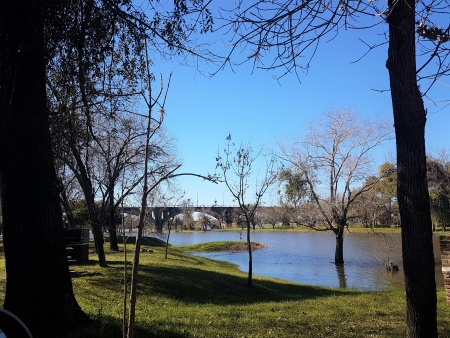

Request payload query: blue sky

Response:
[152,18,450,207]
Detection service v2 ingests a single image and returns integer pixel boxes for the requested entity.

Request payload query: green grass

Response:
[179,240,267,252]
[1,238,450,337]
[209,225,403,234]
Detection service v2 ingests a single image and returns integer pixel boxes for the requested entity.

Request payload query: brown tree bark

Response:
[66,125,107,266]
[334,227,344,265]
[0,0,88,335]
[108,179,120,251]
[386,0,437,336]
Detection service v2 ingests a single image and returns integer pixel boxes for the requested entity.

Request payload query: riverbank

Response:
[170,226,404,234]
[2,238,449,337]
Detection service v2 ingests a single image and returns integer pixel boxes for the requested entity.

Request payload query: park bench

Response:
[65,228,89,265]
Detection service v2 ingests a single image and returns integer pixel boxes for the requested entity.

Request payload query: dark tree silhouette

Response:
[1,0,214,334]
[0,1,87,335]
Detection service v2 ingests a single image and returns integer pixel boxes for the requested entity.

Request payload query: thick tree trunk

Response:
[334,227,344,265]
[68,137,107,266]
[109,223,119,251]
[0,1,88,335]
[92,223,107,267]
[386,1,437,336]
[65,106,107,265]
[87,203,107,266]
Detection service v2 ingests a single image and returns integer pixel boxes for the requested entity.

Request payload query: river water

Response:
[163,230,444,291]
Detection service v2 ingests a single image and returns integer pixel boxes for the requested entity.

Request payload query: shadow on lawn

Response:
[80,258,357,306]
[113,236,167,247]
[81,245,358,306]
[134,264,358,306]
[69,315,199,338]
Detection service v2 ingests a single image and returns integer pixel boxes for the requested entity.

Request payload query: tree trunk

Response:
[386,1,437,336]
[0,1,88,335]
[109,223,119,251]
[246,222,253,287]
[92,223,108,267]
[59,180,76,228]
[68,137,107,266]
[109,184,119,251]
[334,227,344,265]
[127,204,146,338]
[165,222,172,259]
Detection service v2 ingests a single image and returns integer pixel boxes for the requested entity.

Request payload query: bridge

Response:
[121,205,238,230]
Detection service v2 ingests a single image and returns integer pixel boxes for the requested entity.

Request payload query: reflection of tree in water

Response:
[374,232,400,267]
[335,264,347,289]
[370,232,403,286]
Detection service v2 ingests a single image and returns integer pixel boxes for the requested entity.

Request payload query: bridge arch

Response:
[121,206,236,231]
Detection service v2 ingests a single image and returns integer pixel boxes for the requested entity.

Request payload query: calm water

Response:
[163,230,444,291]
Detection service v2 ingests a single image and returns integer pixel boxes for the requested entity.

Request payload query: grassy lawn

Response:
[1,237,450,337]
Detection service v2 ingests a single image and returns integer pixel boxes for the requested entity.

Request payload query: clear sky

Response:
[150,15,450,207]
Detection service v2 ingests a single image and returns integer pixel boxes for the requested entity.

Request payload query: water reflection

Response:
[335,265,347,289]
[164,230,443,291]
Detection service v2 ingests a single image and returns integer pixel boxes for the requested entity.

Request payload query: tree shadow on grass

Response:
[68,314,190,338]
[112,236,167,247]
[132,264,357,306]
[81,246,359,307]
[79,240,360,307]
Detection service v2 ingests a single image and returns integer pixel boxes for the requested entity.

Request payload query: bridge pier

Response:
[121,205,237,230]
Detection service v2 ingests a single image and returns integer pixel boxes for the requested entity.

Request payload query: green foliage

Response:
[278,168,309,208]
[427,157,450,229]
[376,162,397,199]
[67,199,121,229]
[69,199,90,228]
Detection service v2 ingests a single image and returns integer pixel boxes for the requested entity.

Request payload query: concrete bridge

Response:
[121,205,238,230]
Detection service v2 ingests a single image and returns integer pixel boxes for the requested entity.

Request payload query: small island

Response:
[179,240,267,252]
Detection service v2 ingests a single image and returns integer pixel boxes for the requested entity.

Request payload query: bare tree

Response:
[179,198,195,230]
[127,70,174,337]
[216,134,278,286]
[126,48,218,336]
[279,109,392,264]
[160,189,186,259]
[94,115,147,251]
[258,206,283,229]
[55,161,84,228]
[350,177,390,228]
